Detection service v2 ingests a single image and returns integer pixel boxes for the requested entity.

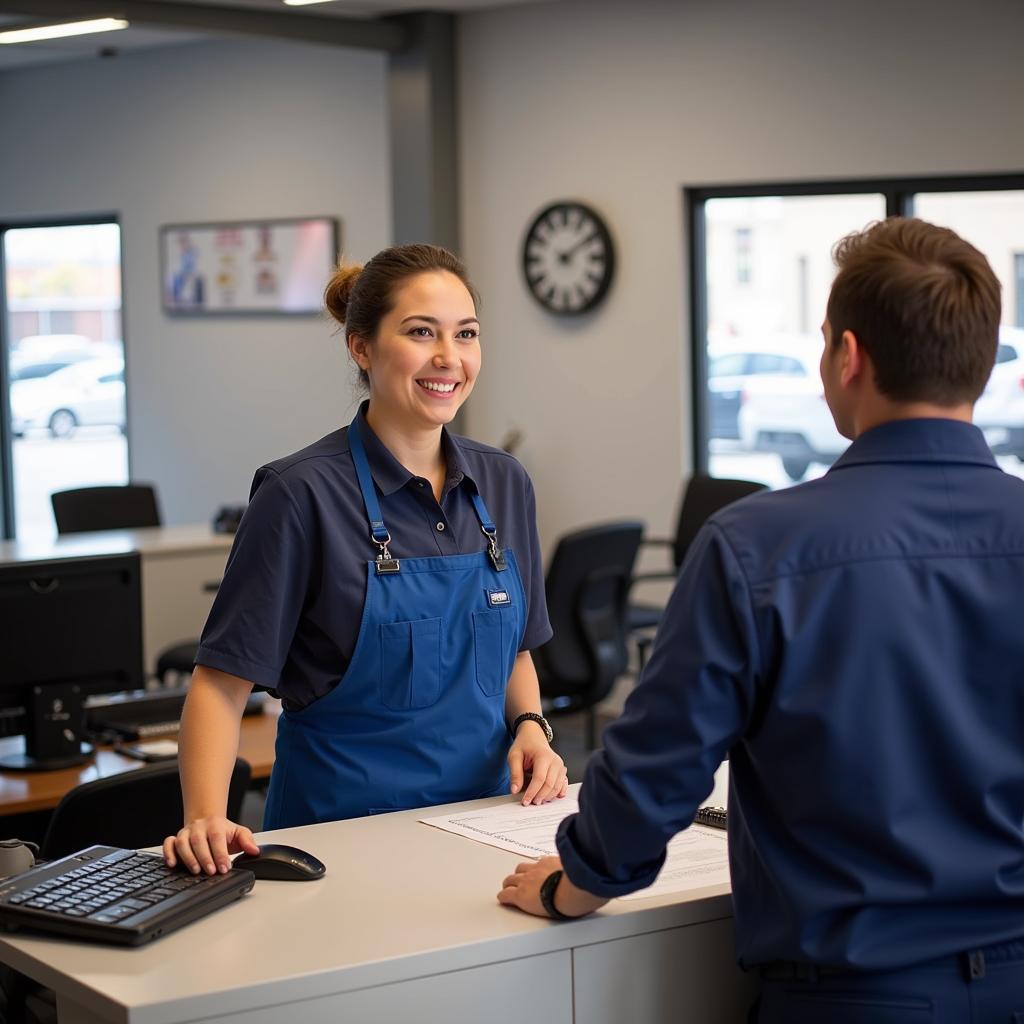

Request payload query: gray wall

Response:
[0,38,390,523]
[457,0,1024,552]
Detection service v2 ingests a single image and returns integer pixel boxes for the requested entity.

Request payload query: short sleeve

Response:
[196,467,314,687]
[518,473,553,651]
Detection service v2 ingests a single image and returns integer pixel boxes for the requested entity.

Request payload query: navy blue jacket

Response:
[557,419,1024,969]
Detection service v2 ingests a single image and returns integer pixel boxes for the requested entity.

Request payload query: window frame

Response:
[685,173,1024,474]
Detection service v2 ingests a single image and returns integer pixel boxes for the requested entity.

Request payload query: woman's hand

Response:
[508,722,569,805]
[163,816,260,876]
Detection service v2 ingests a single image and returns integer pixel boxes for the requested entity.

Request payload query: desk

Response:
[0,703,280,816]
[0,793,757,1024]
[0,525,233,676]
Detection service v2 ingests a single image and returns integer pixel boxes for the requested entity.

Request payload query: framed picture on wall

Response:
[160,216,340,316]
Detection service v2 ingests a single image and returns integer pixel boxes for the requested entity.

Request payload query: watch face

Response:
[522,201,614,315]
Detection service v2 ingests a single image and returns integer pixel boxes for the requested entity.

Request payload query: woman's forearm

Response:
[504,651,543,725]
[178,665,254,821]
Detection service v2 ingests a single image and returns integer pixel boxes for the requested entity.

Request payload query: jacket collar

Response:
[829,418,998,472]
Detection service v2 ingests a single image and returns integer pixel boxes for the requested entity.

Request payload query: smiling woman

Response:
[165,243,569,876]
[327,248,482,474]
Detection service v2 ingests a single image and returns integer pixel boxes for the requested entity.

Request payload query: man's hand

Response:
[508,723,568,805]
[497,855,608,918]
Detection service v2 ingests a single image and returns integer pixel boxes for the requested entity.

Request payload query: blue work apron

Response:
[263,417,526,828]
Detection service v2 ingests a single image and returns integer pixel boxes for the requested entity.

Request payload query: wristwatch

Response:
[539,869,575,921]
[510,712,554,743]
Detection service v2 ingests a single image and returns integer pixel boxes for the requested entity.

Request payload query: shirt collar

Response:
[829,418,998,473]
[352,400,473,497]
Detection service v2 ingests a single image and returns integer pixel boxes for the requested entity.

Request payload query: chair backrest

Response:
[535,521,644,709]
[41,757,251,861]
[51,484,161,535]
[672,475,767,568]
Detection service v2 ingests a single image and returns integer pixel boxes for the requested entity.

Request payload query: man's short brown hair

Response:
[826,217,1001,404]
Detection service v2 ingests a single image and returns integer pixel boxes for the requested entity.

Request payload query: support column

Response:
[387,13,459,253]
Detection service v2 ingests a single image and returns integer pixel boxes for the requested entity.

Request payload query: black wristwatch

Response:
[510,712,554,743]
[539,869,576,921]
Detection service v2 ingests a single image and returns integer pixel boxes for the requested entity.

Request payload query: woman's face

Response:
[351,270,481,433]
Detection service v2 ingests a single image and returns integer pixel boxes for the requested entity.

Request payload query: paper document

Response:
[420,782,730,901]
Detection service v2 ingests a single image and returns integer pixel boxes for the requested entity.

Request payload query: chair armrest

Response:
[639,537,674,550]
[630,570,678,586]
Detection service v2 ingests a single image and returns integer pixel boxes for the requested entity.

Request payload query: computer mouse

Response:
[232,844,326,881]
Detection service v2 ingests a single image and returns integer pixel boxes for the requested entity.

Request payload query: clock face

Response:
[521,201,614,315]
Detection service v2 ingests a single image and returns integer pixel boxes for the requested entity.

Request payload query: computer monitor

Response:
[0,552,143,771]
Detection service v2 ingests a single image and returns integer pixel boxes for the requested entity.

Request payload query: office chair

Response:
[50,484,200,683]
[50,484,161,535]
[629,474,767,670]
[40,757,251,862]
[534,521,644,750]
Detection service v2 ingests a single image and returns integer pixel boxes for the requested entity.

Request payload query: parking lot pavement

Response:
[13,429,127,541]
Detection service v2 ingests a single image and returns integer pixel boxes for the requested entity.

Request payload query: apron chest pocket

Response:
[379,617,442,710]
[473,607,515,697]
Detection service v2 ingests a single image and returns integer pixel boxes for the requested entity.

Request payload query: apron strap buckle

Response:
[372,532,401,574]
[481,526,507,572]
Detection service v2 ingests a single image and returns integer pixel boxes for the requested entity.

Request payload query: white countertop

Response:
[0,525,233,565]
[0,793,733,1024]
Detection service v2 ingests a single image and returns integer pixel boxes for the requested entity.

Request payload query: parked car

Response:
[736,326,1024,481]
[973,326,1024,460]
[736,345,847,481]
[707,335,818,440]
[11,357,125,439]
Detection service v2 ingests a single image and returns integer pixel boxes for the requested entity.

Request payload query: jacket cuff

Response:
[555,813,665,899]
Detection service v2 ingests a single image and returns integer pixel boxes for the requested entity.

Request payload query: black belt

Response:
[759,948,1001,984]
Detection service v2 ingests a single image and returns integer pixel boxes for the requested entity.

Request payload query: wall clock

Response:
[521,201,615,315]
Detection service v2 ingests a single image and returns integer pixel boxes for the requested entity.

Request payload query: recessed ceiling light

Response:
[0,17,129,45]
[282,0,337,6]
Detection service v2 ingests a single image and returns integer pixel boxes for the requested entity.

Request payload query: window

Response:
[1017,254,1024,328]
[735,227,752,284]
[2,221,127,540]
[689,175,1024,489]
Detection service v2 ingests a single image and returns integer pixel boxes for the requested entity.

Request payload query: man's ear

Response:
[839,329,864,389]
[348,334,371,372]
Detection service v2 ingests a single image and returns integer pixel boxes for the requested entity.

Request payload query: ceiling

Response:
[0,0,553,70]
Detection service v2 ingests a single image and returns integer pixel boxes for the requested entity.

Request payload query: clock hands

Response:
[556,230,601,264]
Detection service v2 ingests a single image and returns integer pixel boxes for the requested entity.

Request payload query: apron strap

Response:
[347,417,391,546]
[348,413,506,570]
[467,483,508,572]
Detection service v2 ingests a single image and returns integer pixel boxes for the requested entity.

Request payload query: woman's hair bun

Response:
[324,262,363,326]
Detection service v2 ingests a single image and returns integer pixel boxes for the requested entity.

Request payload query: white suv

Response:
[737,326,1024,480]
[974,327,1024,461]
[736,344,847,481]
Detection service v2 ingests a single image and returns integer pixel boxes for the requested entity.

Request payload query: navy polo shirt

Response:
[557,418,1024,970]
[197,403,552,710]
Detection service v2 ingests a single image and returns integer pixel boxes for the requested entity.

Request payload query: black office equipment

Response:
[0,845,254,946]
[694,806,727,831]
[534,521,644,749]
[40,758,252,861]
[232,844,326,881]
[87,687,266,740]
[0,554,143,771]
[50,483,205,684]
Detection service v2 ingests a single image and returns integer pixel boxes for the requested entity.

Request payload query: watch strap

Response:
[539,869,575,921]
[510,712,553,742]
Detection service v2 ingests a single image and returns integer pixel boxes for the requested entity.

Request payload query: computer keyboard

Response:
[0,846,255,945]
